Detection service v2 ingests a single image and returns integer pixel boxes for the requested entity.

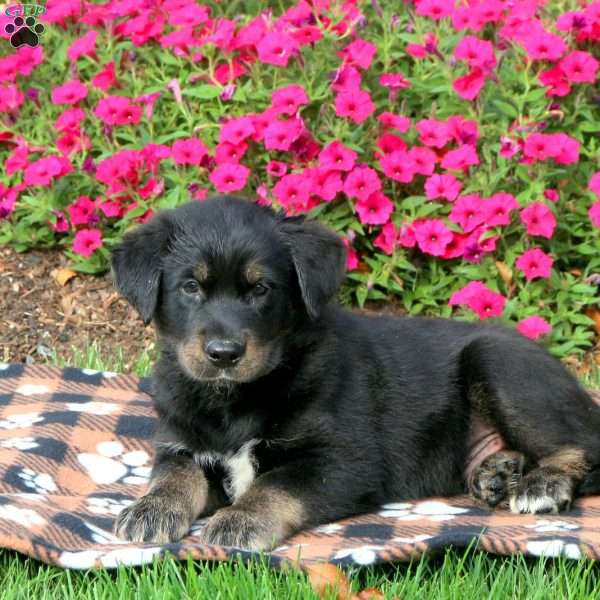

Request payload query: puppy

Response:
[111,196,600,550]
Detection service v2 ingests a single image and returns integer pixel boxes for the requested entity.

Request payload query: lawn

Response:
[0,346,593,599]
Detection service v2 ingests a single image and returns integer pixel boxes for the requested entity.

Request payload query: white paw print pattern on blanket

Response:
[77,441,151,486]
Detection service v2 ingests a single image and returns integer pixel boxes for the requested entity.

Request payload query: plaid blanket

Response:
[0,363,599,570]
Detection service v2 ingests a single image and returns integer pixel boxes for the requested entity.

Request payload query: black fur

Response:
[111,196,600,547]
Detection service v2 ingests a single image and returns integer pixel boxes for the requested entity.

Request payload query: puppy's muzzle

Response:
[203,339,246,369]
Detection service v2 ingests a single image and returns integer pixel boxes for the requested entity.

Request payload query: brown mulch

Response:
[0,246,155,365]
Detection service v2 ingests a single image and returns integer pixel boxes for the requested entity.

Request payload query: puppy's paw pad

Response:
[114,494,191,544]
[510,470,573,515]
[200,508,274,551]
[471,450,524,508]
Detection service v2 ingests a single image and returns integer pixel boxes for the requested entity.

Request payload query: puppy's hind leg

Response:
[470,450,525,509]
[460,334,600,515]
[510,447,589,514]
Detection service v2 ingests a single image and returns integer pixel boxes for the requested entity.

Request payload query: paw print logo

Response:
[5,16,45,48]
[18,467,58,494]
[86,495,133,516]
[78,441,151,486]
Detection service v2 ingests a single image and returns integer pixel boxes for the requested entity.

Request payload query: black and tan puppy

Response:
[111,196,600,550]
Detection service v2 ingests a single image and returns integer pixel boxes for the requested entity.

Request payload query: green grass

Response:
[0,345,594,599]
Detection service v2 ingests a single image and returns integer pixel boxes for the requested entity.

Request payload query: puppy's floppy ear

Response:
[111,212,173,325]
[280,218,347,319]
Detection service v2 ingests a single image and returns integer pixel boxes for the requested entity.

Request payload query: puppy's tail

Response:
[578,467,600,496]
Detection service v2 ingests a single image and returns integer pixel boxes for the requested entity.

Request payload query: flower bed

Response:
[0,0,599,357]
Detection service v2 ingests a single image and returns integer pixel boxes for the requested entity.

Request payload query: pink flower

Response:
[484,192,519,227]
[589,201,600,228]
[67,31,98,61]
[273,173,311,209]
[447,116,480,145]
[500,137,520,159]
[379,72,411,90]
[374,222,398,255]
[516,248,554,281]
[424,174,462,201]
[378,112,411,133]
[215,141,248,164]
[266,160,288,178]
[92,62,116,91]
[94,96,142,126]
[544,189,560,203]
[523,31,567,61]
[523,133,555,161]
[464,285,506,320]
[264,118,303,151]
[24,156,63,186]
[73,229,103,258]
[414,219,453,256]
[172,138,208,165]
[68,196,97,226]
[559,51,599,84]
[344,166,382,201]
[409,146,437,176]
[51,210,69,232]
[377,133,407,156]
[517,316,552,340]
[449,194,486,232]
[453,68,486,101]
[256,32,298,67]
[345,240,359,271]
[331,65,362,93]
[355,191,394,225]
[319,140,357,172]
[538,65,571,97]
[339,39,377,70]
[220,116,255,145]
[209,163,250,193]
[551,133,580,165]
[449,281,486,305]
[454,36,496,70]
[335,88,375,124]
[416,0,454,20]
[51,80,88,105]
[55,107,85,132]
[310,168,343,201]
[380,150,416,183]
[271,84,309,115]
[5,146,28,176]
[416,119,451,148]
[589,172,600,197]
[440,145,480,170]
[520,202,557,238]
[0,184,20,219]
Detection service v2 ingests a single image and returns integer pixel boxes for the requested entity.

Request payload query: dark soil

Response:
[1,246,155,365]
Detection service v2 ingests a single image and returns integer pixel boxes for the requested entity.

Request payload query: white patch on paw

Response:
[510,494,559,514]
[78,442,151,485]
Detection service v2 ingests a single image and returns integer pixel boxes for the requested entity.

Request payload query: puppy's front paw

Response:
[510,468,574,515]
[114,493,193,544]
[471,450,524,508]
[200,507,278,551]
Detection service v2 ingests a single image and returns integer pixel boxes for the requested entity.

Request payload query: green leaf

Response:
[183,85,223,99]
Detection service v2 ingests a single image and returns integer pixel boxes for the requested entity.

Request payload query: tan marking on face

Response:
[245,261,264,286]
[177,333,281,383]
[194,261,209,282]
[539,446,589,480]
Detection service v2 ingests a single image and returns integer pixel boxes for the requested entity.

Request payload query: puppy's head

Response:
[111,196,346,383]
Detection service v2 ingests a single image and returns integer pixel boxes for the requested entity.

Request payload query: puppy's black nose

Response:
[204,339,246,367]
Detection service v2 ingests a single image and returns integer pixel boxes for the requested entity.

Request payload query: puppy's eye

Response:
[252,283,269,297]
[181,280,201,295]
